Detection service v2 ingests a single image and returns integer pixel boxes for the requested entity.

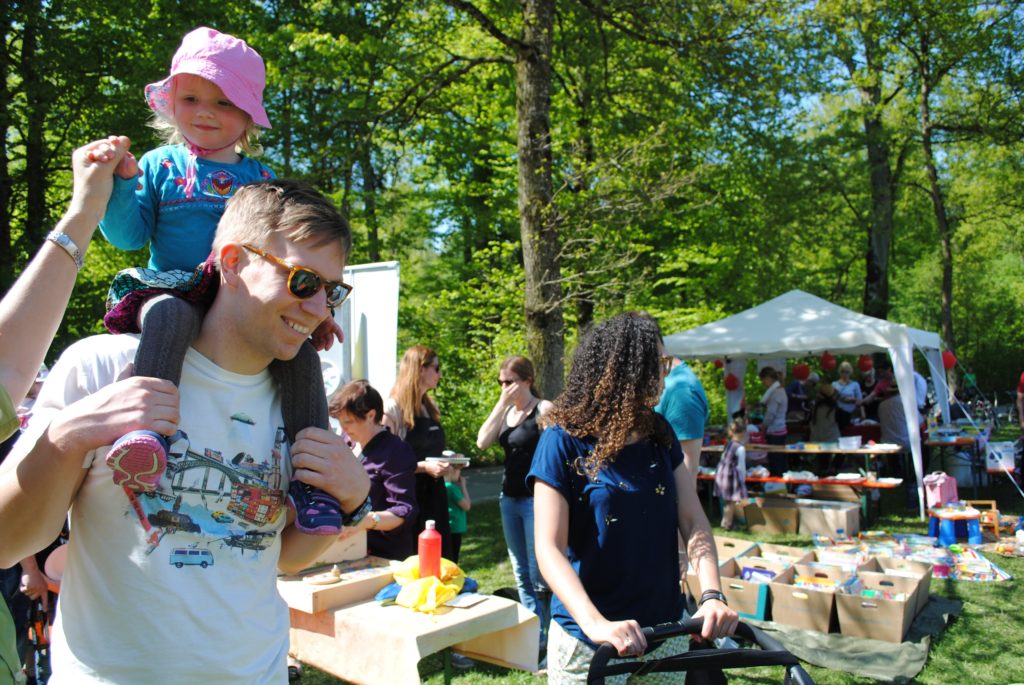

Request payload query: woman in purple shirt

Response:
[331,380,418,560]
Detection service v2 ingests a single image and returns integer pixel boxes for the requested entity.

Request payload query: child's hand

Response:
[311,317,344,352]
[114,150,140,181]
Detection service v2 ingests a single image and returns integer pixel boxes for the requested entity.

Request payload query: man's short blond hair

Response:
[213,180,351,259]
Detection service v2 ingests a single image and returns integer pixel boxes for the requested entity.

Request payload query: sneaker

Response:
[288,481,342,535]
[449,653,474,671]
[106,430,169,492]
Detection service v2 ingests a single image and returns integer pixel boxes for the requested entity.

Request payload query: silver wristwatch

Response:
[46,230,84,270]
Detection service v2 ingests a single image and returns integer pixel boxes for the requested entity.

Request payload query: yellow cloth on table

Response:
[391,556,465,613]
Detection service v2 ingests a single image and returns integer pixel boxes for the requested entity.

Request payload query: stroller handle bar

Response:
[587,617,815,685]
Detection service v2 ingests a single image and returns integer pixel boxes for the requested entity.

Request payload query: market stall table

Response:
[924,431,989,499]
[696,473,903,522]
[702,441,905,474]
[280,573,539,685]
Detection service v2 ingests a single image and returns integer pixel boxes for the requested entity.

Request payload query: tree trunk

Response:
[858,33,895,320]
[21,2,46,251]
[358,136,381,262]
[918,41,955,352]
[516,0,563,398]
[0,3,13,290]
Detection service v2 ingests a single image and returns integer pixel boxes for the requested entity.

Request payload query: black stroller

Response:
[587,617,815,684]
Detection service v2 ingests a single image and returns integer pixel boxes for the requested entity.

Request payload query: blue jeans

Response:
[499,493,549,640]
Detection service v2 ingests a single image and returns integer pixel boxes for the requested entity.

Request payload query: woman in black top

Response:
[383,346,463,559]
[477,356,553,643]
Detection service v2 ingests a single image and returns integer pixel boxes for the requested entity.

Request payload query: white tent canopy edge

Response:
[663,289,949,520]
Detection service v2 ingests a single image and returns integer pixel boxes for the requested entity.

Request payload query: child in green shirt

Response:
[445,467,471,564]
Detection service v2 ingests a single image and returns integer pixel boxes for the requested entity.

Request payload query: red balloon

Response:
[942,350,957,370]
[724,373,741,391]
[858,355,873,373]
[713,359,724,369]
[820,352,837,371]
[791,363,810,381]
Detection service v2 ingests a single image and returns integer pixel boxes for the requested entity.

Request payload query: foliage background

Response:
[3,1,1024,462]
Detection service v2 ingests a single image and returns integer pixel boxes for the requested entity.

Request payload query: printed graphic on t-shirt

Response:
[124,413,287,568]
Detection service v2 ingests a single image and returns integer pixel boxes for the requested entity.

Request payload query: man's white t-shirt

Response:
[11,334,292,684]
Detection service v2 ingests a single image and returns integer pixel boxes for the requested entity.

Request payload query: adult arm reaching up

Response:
[0,137,133,411]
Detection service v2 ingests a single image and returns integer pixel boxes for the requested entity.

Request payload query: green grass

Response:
[298,474,1024,685]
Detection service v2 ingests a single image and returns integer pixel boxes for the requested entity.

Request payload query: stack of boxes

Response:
[687,534,935,643]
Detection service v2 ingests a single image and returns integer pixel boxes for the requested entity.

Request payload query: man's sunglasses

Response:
[242,244,352,308]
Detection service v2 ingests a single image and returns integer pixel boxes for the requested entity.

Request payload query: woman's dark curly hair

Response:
[547,312,674,478]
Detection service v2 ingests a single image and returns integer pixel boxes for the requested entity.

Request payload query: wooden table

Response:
[284,587,539,684]
[702,442,904,474]
[697,473,903,521]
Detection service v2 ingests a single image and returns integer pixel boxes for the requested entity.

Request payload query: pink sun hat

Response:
[145,27,271,129]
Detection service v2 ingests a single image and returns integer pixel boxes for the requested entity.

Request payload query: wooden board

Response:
[278,555,394,614]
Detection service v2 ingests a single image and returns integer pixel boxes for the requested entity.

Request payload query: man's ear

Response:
[219,244,244,287]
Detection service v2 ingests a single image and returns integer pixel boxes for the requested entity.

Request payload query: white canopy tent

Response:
[663,289,949,519]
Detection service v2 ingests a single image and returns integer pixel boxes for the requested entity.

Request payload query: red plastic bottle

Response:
[418,519,442,579]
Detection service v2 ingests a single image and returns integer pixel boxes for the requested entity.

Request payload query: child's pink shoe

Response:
[106,430,168,491]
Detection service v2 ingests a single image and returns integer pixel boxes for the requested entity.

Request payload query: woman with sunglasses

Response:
[476,356,553,649]
[102,180,354,538]
[383,346,462,559]
[831,361,864,430]
[530,313,737,681]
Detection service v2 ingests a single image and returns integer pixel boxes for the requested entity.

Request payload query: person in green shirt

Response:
[444,466,471,564]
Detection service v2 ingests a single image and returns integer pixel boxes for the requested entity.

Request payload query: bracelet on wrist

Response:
[46,229,85,270]
[699,589,728,607]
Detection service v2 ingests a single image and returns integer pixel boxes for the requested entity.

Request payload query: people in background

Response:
[785,371,819,419]
[332,380,418,560]
[654,353,710,479]
[832,361,864,430]
[758,366,788,476]
[383,346,460,559]
[476,355,553,649]
[531,312,737,681]
[878,383,917,509]
[714,419,748,531]
[810,384,841,474]
[445,465,471,564]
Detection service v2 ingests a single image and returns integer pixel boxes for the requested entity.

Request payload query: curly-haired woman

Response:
[382,346,461,559]
[529,312,737,682]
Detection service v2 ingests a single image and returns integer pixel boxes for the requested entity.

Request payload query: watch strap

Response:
[699,589,728,607]
[46,230,84,270]
[342,496,373,527]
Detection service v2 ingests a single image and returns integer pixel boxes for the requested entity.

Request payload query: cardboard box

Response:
[795,498,860,537]
[861,557,933,616]
[811,547,870,573]
[714,535,756,562]
[278,555,394,614]
[769,564,849,633]
[836,572,919,643]
[719,558,789,620]
[737,542,813,565]
[743,498,799,535]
